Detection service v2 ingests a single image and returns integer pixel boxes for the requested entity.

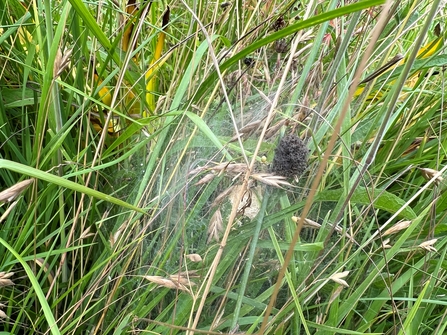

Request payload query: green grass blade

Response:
[0,159,145,213]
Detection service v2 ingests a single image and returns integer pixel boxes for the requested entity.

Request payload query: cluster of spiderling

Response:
[271,134,309,179]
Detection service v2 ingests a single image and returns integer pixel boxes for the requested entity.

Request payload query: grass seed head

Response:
[419,167,443,186]
[0,179,34,203]
[382,220,412,236]
[207,208,223,243]
[419,239,438,253]
[0,272,14,287]
[330,271,350,287]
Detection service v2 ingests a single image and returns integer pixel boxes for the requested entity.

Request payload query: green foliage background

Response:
[1,0,447,334]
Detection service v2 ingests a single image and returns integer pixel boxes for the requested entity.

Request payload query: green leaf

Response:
[0,237,61,335]
[315,187,416,219]
[0,159,145,214]
[374,54,447,85]
[2,88,36,108]
[257,240,324,251]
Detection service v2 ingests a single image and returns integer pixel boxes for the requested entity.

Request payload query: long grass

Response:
[1,0,447,334]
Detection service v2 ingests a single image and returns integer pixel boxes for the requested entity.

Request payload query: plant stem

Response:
[231,186,271,330]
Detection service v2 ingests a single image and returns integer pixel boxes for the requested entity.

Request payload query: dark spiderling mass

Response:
[271,134,309,178]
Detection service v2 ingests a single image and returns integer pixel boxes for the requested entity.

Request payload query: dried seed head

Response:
[329,271,350,287]
[382,238,392,249]
[0,272,14,287]
[382,220,411,236]
[251,173,292,188]
[271,134,309,179]
[207,208,223,243]
[0,179,34,203]
[419,168,443,186]
[186,254,203,262]
[194,172,216,186]
[419,239,437,253]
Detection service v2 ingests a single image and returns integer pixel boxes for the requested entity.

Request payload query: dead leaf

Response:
[228,185,261,219]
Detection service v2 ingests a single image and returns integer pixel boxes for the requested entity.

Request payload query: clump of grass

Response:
[1,0,447,334]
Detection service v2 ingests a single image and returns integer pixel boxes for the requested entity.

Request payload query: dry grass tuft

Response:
[251,173,292,188]
[207,208,223,243]
[419,239,438,253]
[329,271,350,288]
[419,168,443,186]
[382,220,412,236]
[0,179,34,203]
[0,272,14,287]
[144,271,198,293]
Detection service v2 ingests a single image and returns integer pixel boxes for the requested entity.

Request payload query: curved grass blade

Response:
[0,160,145,214]
[0,237,61,335]
[315,187,416,220]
